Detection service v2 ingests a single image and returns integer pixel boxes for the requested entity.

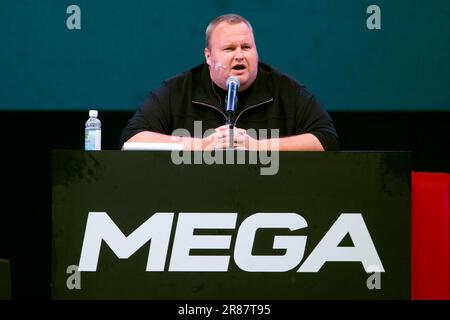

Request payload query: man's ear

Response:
[204,48,211,66]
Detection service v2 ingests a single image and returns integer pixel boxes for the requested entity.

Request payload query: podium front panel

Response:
[52,151,410,299]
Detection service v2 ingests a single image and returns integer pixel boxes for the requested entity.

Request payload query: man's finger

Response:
[215,125,230,131]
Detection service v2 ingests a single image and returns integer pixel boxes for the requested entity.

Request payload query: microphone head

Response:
[226,76,240,89]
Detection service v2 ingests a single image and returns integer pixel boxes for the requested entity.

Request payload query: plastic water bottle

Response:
[85,110,101,150]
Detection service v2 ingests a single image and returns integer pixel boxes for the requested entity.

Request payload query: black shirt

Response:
[120,62,339,150]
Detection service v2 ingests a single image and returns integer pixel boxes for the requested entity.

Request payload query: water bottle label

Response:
[85,130,101,151]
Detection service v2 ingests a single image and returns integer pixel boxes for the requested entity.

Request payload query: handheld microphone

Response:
[225,76,240,116]
[225,76,240,148]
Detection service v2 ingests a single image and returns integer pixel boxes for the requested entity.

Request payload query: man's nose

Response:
[234,48,244,60]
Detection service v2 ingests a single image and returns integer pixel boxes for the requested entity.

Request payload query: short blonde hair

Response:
[205,14,253,48]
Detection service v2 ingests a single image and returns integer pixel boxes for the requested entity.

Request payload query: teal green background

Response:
[1,0,449,111]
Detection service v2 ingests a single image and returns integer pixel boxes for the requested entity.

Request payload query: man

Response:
[120,14,338,151]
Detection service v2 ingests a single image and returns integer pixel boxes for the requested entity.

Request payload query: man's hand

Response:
[202,125,257,150]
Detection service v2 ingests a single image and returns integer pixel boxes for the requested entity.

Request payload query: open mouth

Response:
[232,64,246,71]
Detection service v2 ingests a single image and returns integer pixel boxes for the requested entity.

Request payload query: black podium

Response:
[52,151,410,299]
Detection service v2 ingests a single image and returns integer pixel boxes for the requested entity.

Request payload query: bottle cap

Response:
[89,110,98,118]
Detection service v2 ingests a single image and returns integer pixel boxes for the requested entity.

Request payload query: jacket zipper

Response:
[192,98,273,126]
[234,99,273,124]
[192,101,228,121]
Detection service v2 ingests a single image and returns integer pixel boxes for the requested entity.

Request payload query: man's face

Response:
[204,22,259,92]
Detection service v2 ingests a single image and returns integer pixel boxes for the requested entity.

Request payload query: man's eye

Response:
[224,48,233,52]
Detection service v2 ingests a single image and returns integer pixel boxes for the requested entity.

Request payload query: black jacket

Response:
[120,62,339,150]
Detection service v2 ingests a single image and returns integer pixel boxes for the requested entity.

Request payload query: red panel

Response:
[411,172,450,300]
